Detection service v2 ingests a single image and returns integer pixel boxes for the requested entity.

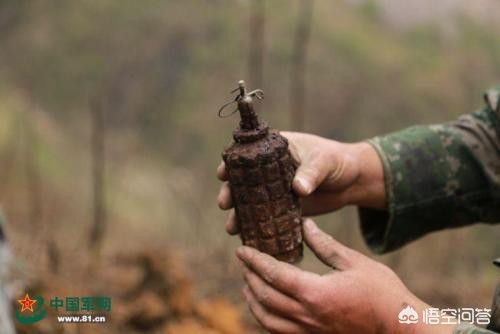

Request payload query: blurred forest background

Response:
[0,0,499,333]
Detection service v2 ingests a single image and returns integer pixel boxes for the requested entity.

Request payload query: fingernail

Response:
[295,177,312,195]
[225,221,236,235]
[216,162,226,178]
[303,218,318,233]
[218,191,230,210]
[236,246,247,259]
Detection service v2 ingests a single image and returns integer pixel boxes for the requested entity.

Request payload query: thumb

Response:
[293,150,332,196]
[302,218,354,270]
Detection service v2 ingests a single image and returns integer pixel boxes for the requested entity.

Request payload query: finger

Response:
[243,285,306,334]
[280,131,301,163]
[302,218,355,270]
[217,182,233,210]
[216,161,228,181]
[236,246,318,299]
[225,210,239,235]
[300,191,350,216]
[292,149,333,196]
[244,269,306,318]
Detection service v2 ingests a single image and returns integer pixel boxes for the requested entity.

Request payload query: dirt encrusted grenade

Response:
[220,80,303,263]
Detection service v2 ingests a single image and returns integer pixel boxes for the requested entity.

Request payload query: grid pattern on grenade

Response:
[275,245,303,262]
[231,149,302,256]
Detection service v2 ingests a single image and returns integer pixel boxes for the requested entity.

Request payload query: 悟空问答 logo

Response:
[399,305,419,324]
[15,293,47,324]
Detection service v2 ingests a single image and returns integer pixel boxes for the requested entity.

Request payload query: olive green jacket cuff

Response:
[453,323,498,334]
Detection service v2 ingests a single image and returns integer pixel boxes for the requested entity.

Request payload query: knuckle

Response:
[263,262,278,283]
[316,239,338,263]
[324,254,340,268]
[303,291,321,309]
[259,313,273,329]
[316,234,333,250]
[293,274,313,294]
[255,285,270,304]
[374,261,396,277]
[300,279,329,309]
[268,328,281,334]
[302,165,320,181]
[300,284,318,306]
[295,313,321,331]
[245,249,255,262]
[247,299,258,315]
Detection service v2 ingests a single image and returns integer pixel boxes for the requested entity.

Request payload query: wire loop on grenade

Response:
[217,97,239,118]
[218,80,264,118]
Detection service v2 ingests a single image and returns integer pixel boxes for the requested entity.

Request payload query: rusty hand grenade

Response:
[220,80,303,263]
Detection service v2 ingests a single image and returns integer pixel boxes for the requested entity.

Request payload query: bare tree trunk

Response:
[23,107,42,228]
[248,0,266,89]
[0,219,15,334]
[89,97,107,260]
[290,0,314,131]
[23,103,56,272]
[0,125,19,202]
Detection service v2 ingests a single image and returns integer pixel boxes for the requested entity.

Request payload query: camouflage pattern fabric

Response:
[358,88,500,253]
[489,283,500,332]
[357,88,500,333]
[454,324,498,334]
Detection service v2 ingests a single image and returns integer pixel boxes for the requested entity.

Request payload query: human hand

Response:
[217,132,385,234]
[236,219,456,334]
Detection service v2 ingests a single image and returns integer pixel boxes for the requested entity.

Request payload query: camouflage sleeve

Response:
[359,88,500,254]
[453,324,498,334]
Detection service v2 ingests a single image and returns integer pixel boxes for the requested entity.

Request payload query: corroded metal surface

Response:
[221,81,303,263]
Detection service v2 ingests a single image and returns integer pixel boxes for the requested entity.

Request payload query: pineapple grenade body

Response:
[221,81,303,263]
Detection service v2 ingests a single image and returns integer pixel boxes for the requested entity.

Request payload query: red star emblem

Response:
[18,294,37,313]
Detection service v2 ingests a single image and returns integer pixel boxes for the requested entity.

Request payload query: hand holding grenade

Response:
[220,81,303,263]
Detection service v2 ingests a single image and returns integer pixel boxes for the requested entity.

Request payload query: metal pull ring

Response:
[218,81,264,118]
[218,98,239,118]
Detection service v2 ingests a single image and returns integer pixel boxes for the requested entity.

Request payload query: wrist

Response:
[388,298,456,334]
[344,141,386,209]
[412,304,457,334]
